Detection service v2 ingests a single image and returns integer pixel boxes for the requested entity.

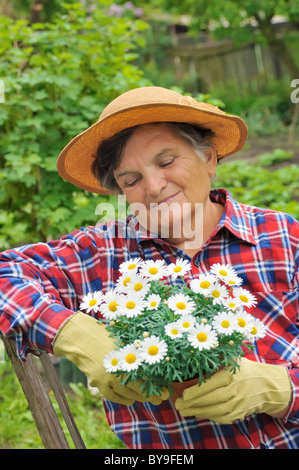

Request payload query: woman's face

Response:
[113,123,218,244]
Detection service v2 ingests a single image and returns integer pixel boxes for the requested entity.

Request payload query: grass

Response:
[0,359,125,449]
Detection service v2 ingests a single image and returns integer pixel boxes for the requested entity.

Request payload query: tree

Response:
[0,1,149,249]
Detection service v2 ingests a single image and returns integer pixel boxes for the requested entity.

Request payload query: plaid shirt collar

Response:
[128,188,257,250]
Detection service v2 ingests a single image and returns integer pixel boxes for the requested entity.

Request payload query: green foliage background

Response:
[213,149,299,220]
[0,1,149,249]
[0,359,125,449]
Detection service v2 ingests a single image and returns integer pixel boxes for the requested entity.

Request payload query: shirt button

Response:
[194,259,200,267]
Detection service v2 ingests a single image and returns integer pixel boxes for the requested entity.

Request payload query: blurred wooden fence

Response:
[169,40,283,92]
[160,21,295,93]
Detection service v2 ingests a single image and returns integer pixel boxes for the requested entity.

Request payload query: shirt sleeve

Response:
[0,227,108,360]
[285,217,299,424]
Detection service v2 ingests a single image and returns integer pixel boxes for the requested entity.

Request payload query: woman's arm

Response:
[0,227,107,359]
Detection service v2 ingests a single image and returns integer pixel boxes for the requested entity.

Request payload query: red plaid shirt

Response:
[0,188,299,448]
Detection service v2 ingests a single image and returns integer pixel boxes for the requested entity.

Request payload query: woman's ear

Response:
[205,144,218,178]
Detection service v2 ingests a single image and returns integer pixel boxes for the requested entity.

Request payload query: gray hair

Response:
[92,122,214,193]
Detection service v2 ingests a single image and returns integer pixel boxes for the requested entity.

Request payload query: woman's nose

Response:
[144,172,167,197]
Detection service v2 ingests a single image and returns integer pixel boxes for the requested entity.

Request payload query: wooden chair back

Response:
[1,337,85,449]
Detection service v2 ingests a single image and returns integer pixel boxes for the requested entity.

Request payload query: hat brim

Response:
[57,102,248,194]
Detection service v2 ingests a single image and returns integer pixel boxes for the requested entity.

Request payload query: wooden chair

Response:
[1,337,86,449]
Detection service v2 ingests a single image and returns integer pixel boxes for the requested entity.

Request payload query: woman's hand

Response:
[53,311,169,405]
[175,358,292,423]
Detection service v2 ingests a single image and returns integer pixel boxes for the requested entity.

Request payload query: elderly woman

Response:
[0,87,298,449]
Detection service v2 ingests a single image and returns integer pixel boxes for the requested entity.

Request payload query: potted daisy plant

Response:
[80,258,266,401]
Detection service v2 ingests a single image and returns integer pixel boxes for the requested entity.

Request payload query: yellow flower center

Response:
[133,282,143,291]
[150,301,157,307]
[197,332,208,342]
[89,299,97,307]
[221,320,230,328]
[126,301,136,309]
[200,281,211,289]
[148,346,159,356]
[125,353,136,364]
[108,301,118,312]
[238,318,246,327]
[228,302,236,308]
[176,302,186,310]
[111,358,119,366]
[239,294,249,303]
[251,326,257,335]
[212,290,220,298]
[219,269,228,276]
[148,267,158,275]
[182,322,190,328]
[128,263,137,270]
[171,328,179,335]
[174,266,182,272]
[123,277,130,286]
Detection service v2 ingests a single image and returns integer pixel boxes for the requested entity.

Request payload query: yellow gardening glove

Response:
[175,358,292,424]
[53,311,169,406]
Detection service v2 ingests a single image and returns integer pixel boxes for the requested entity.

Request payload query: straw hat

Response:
[57,86,248,194]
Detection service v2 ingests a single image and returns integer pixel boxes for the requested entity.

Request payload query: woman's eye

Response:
[160,158,174,167]
[125,177,140,187]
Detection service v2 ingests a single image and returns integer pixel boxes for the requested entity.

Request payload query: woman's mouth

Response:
[151,192,180,208]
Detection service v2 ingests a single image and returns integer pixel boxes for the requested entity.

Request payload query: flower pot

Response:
[170,377,199,405]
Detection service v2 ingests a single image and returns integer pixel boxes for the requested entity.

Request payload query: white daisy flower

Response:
[166,258,191,279]
[103,350,122,373]
[234,310,255,335]
[124,273,151,296]
[145,293,161,310]
[115,273,132,292]
[212,311,238,335]
[226,275,243,287]
[224,297,242,311]
[176,315,196,332]
[232,287,257,308]
[99,289,123,320]
[139,335,168,364]
[247,318,267,342]
[165,322,183,339]
[189,273,216,295]
[119,258,142,275]
[210,263,238,285]
[139,259,168,280]
[209,282,228,305]
[118,293,146,318]
[167,293,196,315]
[187,323,219,351]
[80,291,103,313]
[119,344,143,371]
